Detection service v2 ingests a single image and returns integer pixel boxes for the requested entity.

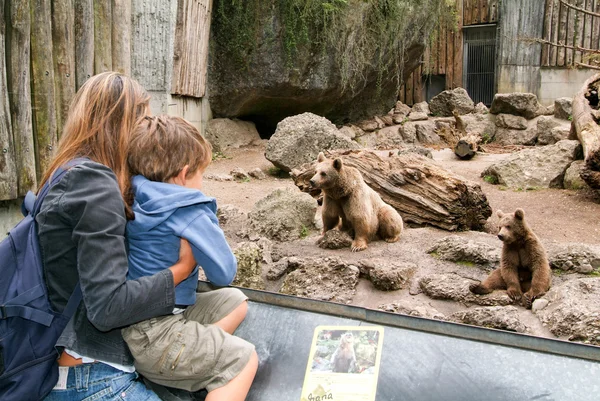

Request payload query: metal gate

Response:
[463,26,497,106]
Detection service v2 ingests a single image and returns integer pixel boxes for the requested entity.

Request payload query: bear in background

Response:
[309,152,403,252]
[469,208,551,308]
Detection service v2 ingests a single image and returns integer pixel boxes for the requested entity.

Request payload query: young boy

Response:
[121,115,257,398]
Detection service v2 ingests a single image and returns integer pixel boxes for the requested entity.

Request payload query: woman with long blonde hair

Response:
[38,72,196,400]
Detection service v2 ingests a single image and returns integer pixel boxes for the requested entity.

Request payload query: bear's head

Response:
[496,208,529,244]
[309,152,343,190]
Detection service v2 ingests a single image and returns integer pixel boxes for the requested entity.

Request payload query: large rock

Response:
[248,189,317,241]
[232,242,265,290]
[563,160,590,190]
[411,101,430,115]
[481,140,583,188]
[448,306,528,333]
[205,118,262,152]
[429,88,475,116]
[535,278,600,345]
[265,113,360,172]
[554,97,573,120]
[490,93,542,119]
[461,113,496,139]
[378,302,445,320]
[208,1,445,135]
[279,257,360,303]
[536,116,571,146]
[428,236,500,268]
[546,243,600,273]
[415,121,441,144]
[495,114,527,130]
[358,259,417,291]
[419,273,513,306]
[493,125,538,146]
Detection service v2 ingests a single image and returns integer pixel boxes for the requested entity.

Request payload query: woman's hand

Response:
[169,238,197,286]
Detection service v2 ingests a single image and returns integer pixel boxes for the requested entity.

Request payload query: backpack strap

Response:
[1,285,54,326]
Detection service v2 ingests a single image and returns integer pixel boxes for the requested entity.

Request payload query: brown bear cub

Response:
[469,208,551,308]
[309,152,403,252]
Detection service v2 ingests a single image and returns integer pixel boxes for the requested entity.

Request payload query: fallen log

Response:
[454,134,481,160]
[290,149,492,231]
[572,73,600,189]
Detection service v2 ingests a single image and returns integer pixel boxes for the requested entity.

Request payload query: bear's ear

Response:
[514,208,524,220]
[333,158,343,170]
[496,210,504,218]
[317,152,326,162]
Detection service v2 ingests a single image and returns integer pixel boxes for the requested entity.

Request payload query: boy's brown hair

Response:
[128,115,212,183]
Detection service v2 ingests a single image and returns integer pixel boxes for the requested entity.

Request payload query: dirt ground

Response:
[203,142,600,338]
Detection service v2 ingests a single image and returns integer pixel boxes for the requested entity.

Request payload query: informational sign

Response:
[300,326,384,401]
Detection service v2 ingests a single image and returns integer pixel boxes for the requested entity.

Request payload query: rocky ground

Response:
[202,143,600,346]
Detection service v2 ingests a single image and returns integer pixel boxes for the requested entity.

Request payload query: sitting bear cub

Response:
[309,152,403,252]
[469,208,551,308]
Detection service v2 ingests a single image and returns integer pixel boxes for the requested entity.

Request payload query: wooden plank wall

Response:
[0,0,133,200]
[172,0,213,98]
[399,0,499,105]
[542,0,600,68]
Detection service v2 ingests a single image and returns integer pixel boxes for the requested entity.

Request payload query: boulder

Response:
[411,101,431,115]
[279,257,360,303]
[356,119,380,132]
[317,230,353,250]
[205,118,261,152]
[379,115,394,126]
[489,92,542,119]
[535,278,600,345]
[397,145,433,159]
[419,273,512,306]
[563,161,590,190]
[230,167,250,180]
[429,88,475,116]
[248,189,317,241]
[394,101,412,117]
[554,97,573,120]
[205,173,234,182]
[232,242,265,290]
[460,113,496,139]
[248,168,266,180]
[378,302,445,320]
[448,306,528,333]
[546,243,600,273]
[493,125,538,146]
[209,1,445,134]
[481,140,583,188]
[428,236,500,268]
[373,125,405,149]
[216,204,247,226]
[358,259,417,291]
[407,111,429,121]
[265,113,360,172]
[474,102,489,114]
[536,116,571,146]
[495,114,528,130]
[415,121,441,144]
[266,256,302,280]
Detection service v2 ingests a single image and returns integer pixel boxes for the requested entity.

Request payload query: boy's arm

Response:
[180,213,237,286]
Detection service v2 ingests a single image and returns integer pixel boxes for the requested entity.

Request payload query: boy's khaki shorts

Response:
[122,288,255,392]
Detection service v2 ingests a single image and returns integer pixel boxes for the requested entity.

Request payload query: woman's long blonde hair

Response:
[39,72,150,218]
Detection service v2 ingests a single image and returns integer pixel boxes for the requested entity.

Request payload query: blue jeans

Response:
[44,363,161,401]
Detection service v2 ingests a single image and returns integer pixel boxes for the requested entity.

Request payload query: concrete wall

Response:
[538,68,595,106]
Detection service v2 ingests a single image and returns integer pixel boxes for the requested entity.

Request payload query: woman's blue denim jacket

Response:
[37,160,176,365]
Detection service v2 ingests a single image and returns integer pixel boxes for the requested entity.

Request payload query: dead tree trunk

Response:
[454,134,481,160]
[52,0,76,138]
[74,0,94,89]
[572,73,600,188]
[291,150,492,231]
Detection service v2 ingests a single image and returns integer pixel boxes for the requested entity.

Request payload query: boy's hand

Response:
[169,239,197,285]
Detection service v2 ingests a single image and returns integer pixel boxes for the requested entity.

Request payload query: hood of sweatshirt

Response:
[127,175,216,233]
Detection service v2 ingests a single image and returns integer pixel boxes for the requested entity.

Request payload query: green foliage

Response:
[483,175,498,185]
[300,224,310,238]
[481,133,492,144]
[455,260,475,267]
[568,115,573,121]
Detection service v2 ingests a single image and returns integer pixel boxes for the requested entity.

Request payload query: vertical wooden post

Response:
[94,0,112,73]
[112,0,131,74]
[30,0,58,179]
[7,0,36,195]
[75,0,94,89]
[0,3,18,200]
[453,0,464,90]
[52,0,76,138]
[542,0,554,67]
[558,1,568,66]
[584,0,593,51]
[550,0,560,66]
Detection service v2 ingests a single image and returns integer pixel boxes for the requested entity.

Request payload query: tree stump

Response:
[454,134,481,160]
[572,73,600,189]
[291,149,492,231]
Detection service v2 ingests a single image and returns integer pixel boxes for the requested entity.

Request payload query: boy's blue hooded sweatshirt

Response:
[126,175,237,306]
